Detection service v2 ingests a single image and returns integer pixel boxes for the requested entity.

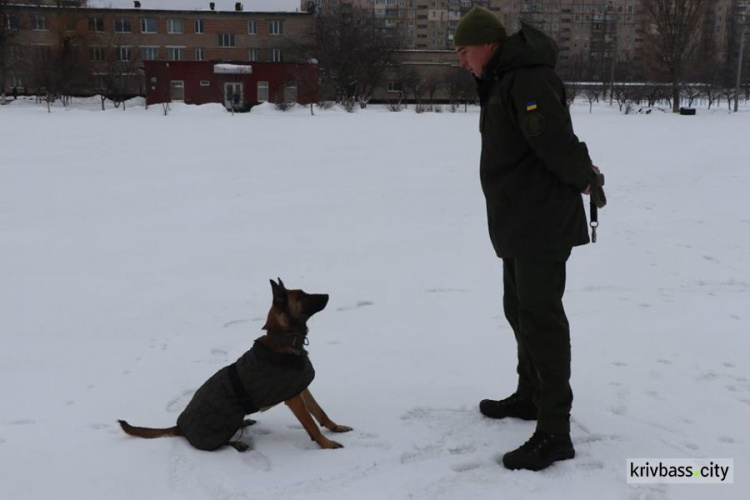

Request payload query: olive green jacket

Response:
[477,22,591,258]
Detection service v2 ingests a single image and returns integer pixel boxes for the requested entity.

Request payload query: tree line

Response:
[1,0,144,108]
[2,0,747,112]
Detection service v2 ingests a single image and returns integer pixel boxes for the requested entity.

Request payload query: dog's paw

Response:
[330,424,353,433]
[319,439,344,449]
[229,441,250,453]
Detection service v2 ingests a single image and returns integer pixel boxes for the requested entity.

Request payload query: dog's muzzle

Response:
[305,294,329,315]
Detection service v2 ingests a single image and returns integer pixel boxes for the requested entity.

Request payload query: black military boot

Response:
[502,431,575,471]
[479,393,537,420]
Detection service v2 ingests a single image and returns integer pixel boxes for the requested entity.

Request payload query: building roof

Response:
[87,0,303,12]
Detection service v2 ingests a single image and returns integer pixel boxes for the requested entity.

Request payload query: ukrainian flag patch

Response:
[525,101,538,111]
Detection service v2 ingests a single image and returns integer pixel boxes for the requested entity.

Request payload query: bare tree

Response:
[583,84,604,113]
[399,68,424,107]
[0,0,24,104]
[90,35,141,110]
[445,67,475,112]
[50,9,91,105]
[721,85,738,111]
[304,4,402,109]
[642,0,717,112]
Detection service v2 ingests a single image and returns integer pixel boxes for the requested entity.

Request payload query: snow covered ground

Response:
[0,97,747,500]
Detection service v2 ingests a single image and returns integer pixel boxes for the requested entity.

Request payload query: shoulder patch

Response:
[523,112,546,137]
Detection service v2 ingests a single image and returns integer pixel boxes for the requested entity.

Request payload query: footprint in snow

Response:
[8,419,35,426]
[575,460,604,471]
[336,301,374,312]
[401,445,443,464]
[450,460,481,473]
[223,319,249,328]
[240,449,272,472]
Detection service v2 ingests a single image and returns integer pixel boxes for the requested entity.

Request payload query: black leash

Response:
[588,166,606,243]
[590,200,599,243]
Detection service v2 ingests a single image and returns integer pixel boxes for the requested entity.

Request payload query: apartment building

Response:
[303,0,749,83]
[1,0,314,95]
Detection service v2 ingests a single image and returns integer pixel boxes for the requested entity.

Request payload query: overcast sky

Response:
[87,0,304,12]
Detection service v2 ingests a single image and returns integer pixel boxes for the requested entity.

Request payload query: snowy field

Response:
[0,97,748,500]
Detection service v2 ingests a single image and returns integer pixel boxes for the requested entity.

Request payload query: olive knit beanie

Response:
[453,6,507,46]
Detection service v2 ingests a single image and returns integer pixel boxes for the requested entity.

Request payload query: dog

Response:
[118,278,352,452]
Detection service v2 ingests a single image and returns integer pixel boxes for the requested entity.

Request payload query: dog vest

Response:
[176,339,315,451]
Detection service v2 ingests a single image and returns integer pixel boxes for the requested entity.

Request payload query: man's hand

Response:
[583,165,603,195]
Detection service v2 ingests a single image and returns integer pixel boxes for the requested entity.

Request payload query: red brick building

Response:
[144,60,319,108]
[1,1,316,100]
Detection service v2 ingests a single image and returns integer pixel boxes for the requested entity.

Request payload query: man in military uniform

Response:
[454,6,599,471]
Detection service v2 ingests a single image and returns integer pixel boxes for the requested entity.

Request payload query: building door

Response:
[224,82,243,109]
[170,80,185,101]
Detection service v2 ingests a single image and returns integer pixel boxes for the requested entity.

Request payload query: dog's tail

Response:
[118,420,181,439]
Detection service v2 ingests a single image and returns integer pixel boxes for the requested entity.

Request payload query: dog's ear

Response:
[277,278,286,290]
[270,279,287,307]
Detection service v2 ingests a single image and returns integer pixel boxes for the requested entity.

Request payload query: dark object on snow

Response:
[588,165,606,243]
[679,107,696,116]
[480,392,537,420]
[176,340,315,451]
[502,431,575,471]
[118,279,352,452]
[476,21,592,258]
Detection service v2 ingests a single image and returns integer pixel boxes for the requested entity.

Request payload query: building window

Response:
[115,18,131,33]
[271,49,283,62]
[89,16,104,32]
[248,48,258,61]
[90,46,106,61]
[141,46,158,60]
[387,81,402,93]
[196,47,205,60]
[167,18,183,34]
[268,20,284,35]
[284,81,297,102]
[168,47,184,61]
[116,46,133,62]
[257,81,269,102]
[9,45,22,61]
[195,19,204,34]
[10,72,24,88]
[32,14,47,31]
[36,45,52,61]
[218,33,236,47]
[5,14,21,30]
[248,20,256,34]
[200,80,210,87]
[141,17,157,33]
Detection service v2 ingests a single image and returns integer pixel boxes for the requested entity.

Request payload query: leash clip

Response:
[590,201,599,243]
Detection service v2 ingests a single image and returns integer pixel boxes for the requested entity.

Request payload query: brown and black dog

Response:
[119,279,351,452]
